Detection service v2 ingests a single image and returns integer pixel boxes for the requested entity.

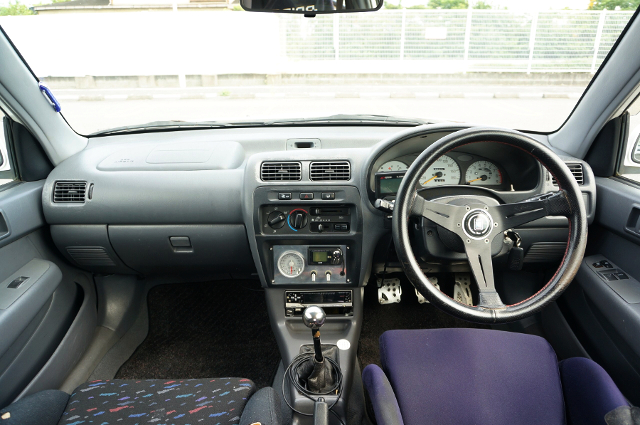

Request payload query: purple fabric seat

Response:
[363,328,629,425]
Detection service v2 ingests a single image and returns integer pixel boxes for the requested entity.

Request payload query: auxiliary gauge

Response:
[277,251,305,278]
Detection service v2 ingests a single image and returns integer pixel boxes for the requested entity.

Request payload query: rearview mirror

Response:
[241,0,382,15]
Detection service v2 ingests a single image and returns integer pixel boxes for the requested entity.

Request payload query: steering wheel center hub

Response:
[462,208,494,240]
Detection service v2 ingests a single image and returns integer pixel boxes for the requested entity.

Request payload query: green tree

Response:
[0,1,35,15]
[426,0,492,8]
[589,0,640,9]
[427,0,467,8]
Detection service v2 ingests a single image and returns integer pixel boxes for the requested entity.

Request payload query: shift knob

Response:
[302,306,326,329]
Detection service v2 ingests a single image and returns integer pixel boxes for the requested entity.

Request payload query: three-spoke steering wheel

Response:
[392,127,587,323]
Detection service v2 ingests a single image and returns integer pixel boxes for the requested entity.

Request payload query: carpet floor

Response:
[115,280,281,389]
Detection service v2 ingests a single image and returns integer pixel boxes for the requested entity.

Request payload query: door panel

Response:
[558,176,640,405]
[0,181,94,407]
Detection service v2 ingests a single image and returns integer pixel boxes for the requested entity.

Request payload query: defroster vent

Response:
[261,162,302,181]
[310,161,351,181]
[551,163,584,186]
[54,181,87,203]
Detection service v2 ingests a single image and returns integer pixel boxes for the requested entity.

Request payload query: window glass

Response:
[0,114,16,187]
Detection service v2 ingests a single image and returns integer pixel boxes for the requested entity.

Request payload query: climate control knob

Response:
[267,211,286,229]
[289,210,308,230]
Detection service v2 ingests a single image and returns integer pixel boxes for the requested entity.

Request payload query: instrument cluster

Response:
[375,151,510,197]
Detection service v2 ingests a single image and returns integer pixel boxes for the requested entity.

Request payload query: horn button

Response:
[462,208,494,240]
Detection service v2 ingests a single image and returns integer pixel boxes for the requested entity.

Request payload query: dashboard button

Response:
[321,192,335,200]
[278,192,292,200]
[300,192,314,200]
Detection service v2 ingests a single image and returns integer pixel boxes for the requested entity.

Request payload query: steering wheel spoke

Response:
[491,190,571,231]
[464,241,505,308]
[411,195,466,232]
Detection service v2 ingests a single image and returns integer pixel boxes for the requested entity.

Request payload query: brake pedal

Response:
[377,278,401,304]
[454,273,473,306]
[415,276,439,304]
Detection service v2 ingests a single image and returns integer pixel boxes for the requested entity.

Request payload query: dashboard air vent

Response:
[53,181,87,203]
[551,163,584,186]
[310,161,351,181]
[261,162,301,181]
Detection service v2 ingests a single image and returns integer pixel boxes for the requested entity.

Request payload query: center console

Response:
[252,185,364,425]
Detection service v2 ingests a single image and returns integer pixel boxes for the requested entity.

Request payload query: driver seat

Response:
[363,328,632,425]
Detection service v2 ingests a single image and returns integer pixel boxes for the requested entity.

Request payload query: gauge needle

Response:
[467,175,488,183]
[423,172,442,185]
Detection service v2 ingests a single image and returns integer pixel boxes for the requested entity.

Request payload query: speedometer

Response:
[465,161,502,186]
[420,155,461,187]
[378,161,408,172]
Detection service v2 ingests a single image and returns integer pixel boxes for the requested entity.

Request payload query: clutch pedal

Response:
[377,278,402,305]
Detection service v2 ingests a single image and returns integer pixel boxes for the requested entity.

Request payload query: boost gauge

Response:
[278,251,305,279]
[465,161,503,186]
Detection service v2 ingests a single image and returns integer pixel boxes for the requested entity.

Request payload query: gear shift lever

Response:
[303,306,326,363]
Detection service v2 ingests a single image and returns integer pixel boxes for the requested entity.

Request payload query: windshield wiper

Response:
[90,115,431,137]
[89,120,260,137]
[263,114,431,126]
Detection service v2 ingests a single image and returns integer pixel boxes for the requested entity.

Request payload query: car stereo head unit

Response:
[285,290,353,317]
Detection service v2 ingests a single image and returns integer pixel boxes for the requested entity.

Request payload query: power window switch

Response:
[615,272,629,280]
[8,276,28,289]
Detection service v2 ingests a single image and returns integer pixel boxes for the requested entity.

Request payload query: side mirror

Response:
[633,135,640,163]
[241,0,382,15]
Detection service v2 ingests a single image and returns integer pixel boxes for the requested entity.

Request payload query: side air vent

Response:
[261,162,302,181]
[310,161,351,181]
[53,181,87,203]
[66,247,116,266]
[551,163,584,186]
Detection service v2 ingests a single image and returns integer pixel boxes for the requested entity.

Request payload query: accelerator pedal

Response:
[377,278,402,305]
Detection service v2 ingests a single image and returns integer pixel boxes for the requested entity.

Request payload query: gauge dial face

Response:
[277,251,305,278]
[419,155,461,187]
[378,160,408,172]
[465,161,503,186]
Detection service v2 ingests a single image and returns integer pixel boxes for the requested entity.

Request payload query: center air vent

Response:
[310,161,351,181]
[261,162,301,181]
[551,163,584,186]
[53,181,87,203]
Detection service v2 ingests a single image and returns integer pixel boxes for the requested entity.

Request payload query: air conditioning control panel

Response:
[260,204,353,235]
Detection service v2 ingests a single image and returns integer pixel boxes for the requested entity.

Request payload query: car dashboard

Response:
[41,123,596,287]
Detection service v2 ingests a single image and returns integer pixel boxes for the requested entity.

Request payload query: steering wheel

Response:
[392,127,587,323]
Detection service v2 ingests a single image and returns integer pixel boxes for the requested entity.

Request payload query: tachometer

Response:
[465,161,502,186]
[378,161,408,172]
[277,251,305,278]
[420,155,461,186]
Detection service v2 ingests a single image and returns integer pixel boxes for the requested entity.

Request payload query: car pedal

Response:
[454,273,473,306]
[415,276,439,304]
[377,278,402,304]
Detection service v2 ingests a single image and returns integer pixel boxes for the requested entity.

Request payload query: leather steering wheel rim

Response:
[392,127,588,324]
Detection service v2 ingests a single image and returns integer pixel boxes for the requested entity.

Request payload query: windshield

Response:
[0,2,635,135]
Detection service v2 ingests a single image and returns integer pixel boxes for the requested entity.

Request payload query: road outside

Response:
[58,85,582,134]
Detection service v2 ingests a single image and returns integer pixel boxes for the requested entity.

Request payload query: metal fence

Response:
[280,9,633,72]
[0,9,633,78]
